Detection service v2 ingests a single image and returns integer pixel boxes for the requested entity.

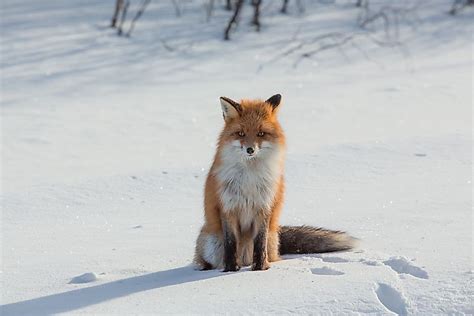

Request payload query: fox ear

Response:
[266,94,282,111]
[220,97,242,121]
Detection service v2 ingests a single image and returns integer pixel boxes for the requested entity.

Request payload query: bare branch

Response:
[224,0,244,40]
[252,0,262,32]
[293,34,355,67]
[357,3,420,42]
[117,0,130,36]
[160,39,175,52]
[205,0,215,22]
[267,32,345,63]
[126,0,151,37]
[281,0,289,14]
[293,32,407,68]
[449,0,474,14]
[259,28,408,72]
[359,11,390,35]
[111,0,124,28]
[170,0,182,17]
[225,0,232,11]
[296,0,305,14]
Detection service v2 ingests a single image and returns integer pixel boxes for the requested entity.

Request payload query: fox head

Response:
[218,94,285,161]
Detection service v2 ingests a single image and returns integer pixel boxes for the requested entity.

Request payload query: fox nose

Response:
[246,147,255,155]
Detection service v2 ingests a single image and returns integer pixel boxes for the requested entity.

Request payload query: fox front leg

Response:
[252,223,270,271]
[222,221,240,272]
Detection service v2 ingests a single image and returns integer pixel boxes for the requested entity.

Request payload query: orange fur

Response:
[194,95,286,271]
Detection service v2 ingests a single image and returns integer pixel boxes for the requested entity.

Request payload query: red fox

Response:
[194,94,356,271]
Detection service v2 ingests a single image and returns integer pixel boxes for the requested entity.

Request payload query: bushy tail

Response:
[279,225,357,254]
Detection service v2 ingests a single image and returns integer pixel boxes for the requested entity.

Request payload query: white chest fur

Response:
[215,143,283,231]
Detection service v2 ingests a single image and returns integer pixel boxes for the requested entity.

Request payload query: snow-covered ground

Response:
[1,0,472,314]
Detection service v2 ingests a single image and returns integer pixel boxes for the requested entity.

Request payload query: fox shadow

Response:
[1,266,222,315]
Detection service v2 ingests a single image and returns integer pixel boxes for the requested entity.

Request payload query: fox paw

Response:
[223,265,240,272]
[251,261,270,271]
[199,262,213,271]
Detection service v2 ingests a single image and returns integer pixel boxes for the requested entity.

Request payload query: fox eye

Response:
[237,131,245,137]
[257,131,265,137]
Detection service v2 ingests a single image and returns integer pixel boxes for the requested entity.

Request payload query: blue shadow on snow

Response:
[1,266,222,315]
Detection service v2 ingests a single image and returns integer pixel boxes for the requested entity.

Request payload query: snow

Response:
[1,0,472,315]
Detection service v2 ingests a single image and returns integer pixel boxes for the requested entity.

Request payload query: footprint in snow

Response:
[375,283,408,316]
[359,259,383,266]
[69,272,99,284]
[311,267,344,276]
[311,254,350,263]
[383,256,428,279]
[320,256,350,263]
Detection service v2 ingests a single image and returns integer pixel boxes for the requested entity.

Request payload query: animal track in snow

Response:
[69,272,98,284]
[359,259,383,266]
[312,254,350,263]
[383,257,428,279]
[311,267,344,275]
[375,283,408,315]
[320,256,350,263]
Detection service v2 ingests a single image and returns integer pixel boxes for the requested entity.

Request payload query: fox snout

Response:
[244,144,259,157]
[231,139,260,158]
[241,141,259,158]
